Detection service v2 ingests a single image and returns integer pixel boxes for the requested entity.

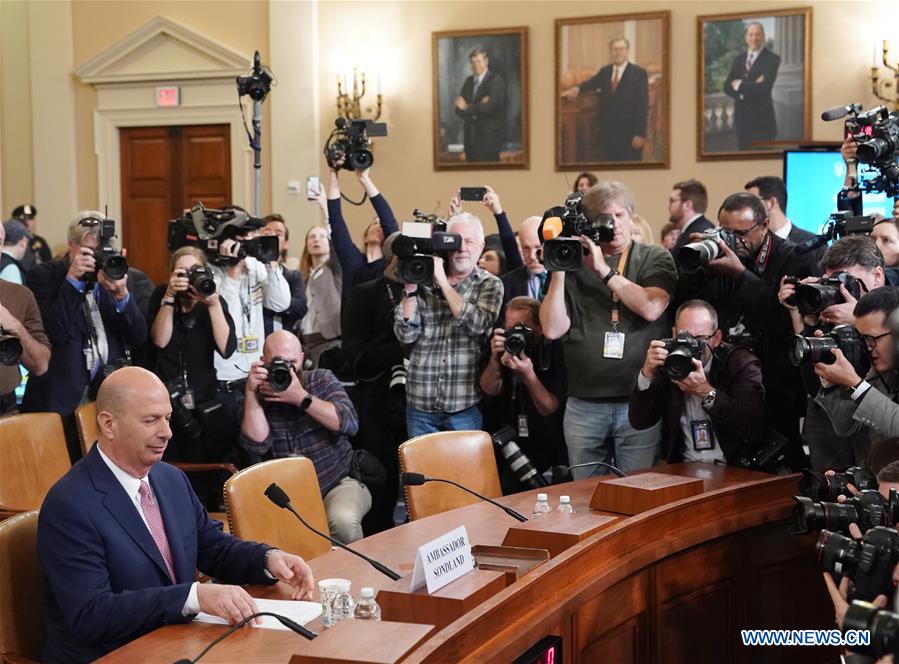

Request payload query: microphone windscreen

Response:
[264,482,291,508]
[402,472,427,486]
[821,105,849,122]
[541,216,564,241]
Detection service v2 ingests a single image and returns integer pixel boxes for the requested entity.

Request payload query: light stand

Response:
[236,51,273,217]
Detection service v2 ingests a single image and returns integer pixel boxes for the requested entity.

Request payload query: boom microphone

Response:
[264,483,401,580]
[401,472,528,522]
[821,104,858,122]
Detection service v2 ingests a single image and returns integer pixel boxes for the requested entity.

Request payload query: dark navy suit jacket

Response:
[38,446,273,663]
[22,258,148,415]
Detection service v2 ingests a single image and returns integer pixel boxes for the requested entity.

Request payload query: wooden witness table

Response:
[99,464,836,664]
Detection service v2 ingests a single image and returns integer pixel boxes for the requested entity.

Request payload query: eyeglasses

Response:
[668,197,682,204]
[730,221,764,239]
[862,331,891,349]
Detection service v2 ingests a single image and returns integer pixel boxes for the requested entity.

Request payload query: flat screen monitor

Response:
[783,150,892,234]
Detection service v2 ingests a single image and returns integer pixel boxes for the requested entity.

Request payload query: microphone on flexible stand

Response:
[173,611,316,664]
[401,472,528,522]
[264,483,401,580]
[550,461,627,484]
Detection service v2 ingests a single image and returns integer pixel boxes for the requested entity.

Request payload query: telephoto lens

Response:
[491,426,547,489]
[265,357,294,392]
[843,600,899,659]
[0,329,23,366]
[816,526,899,602]
[798,467,879,501]
[792,490,899,536]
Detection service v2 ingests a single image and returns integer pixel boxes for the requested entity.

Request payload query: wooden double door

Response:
[119,124,231,284]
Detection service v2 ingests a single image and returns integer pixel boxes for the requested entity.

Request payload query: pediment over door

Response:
[74,15,250,84]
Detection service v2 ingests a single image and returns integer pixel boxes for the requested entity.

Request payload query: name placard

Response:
[410,525,474,593]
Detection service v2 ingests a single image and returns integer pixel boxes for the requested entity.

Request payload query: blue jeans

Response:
[406,404,483,439]
[563,396,660,479]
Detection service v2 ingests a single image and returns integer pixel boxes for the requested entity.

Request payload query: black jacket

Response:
[579,61,649,161]
[264,266,307,335]
[672,215,716,254]
[455,70,506,157]
[724,48,781,150]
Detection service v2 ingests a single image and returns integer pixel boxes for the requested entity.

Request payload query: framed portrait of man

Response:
[432,27,528,170]
[555,11,670,171]
[698,7,812,160]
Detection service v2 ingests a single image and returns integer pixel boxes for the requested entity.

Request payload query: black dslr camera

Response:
[324,118,388,171]
[504,322,535,357]
[79,216,128,282]
[789,324,871,378]
[791,489,899,535]
[393,211,462,285]
[167,203,278,266]
[166,380,203,441]
[817,526,899,602]
[660,332,704,381]
[537,192,615,272]
[784,271,865,315]
[236,51,274,102]
[0,327,22,366]
[265,357,294,393]
[186,264,216,296]
[799,467,879,501]
[843,601,899,659]
[676,228,738,273]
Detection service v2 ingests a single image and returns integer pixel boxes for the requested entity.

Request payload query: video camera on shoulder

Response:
[789,324,871,378]
[79,216,128,282]
[324,118,388,171]
[537,192,615,272]
[783,270,865,315]
[817,526,899,602]
[827,102,899,198]
[676,228,737,273]
[393,211,461,285]
[167,202,279,266]
[659,332,704,381]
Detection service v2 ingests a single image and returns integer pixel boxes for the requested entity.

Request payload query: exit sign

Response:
[156,86,180,107]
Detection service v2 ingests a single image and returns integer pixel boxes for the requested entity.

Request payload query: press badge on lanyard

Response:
[603,243,630,360]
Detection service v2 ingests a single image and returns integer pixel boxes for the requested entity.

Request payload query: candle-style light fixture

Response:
[871,39,898,109]
[336,66,383,120]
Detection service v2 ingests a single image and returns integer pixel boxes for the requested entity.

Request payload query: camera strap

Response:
[754,233,773,274]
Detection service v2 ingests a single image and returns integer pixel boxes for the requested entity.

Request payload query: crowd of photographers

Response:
[5,108,899,657]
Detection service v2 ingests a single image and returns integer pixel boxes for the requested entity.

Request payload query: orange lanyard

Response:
[610,241,632,331]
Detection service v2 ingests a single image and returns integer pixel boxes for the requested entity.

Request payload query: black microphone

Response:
[402,472,528,522]
[264,483,401,580]
[550,461,627,484]
[821,105,853,122]
[173,611,317,664]
[793,233,831,256]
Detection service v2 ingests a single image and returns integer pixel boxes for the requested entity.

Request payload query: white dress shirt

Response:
[96,445,200,615]
[773,219,793,240]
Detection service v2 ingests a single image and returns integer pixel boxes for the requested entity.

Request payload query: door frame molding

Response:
[95,104,249,224]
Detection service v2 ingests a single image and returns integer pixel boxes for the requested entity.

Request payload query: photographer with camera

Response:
[147,247,236,466]
[210,214,290,430]
[629,299,767,466]
[675,192,815,459]
[448,186,524,277]
[480,296,566,493]
[241,331,369,543]
[540,181,678,476]
[779,236,887,470]
[23,212,147,458]
[813,287,899,448]
[394,212,503,436]
[322,158,399,293]
[260,214,307,335]
[0,221,50,413]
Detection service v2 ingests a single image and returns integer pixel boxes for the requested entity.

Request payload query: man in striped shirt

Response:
[394,212,504,437]
[240,330,369,543]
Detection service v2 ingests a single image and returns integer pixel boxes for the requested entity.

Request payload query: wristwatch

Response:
[602,268,618,285]
[162,296,176,307]
[264,548,280,575]
[299,394,313,411]
[701,389,717,410]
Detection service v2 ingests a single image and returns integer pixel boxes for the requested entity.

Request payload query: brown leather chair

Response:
[0,510,42,662]
[398,430,502,520]
[224,458,331,561]
[0,413,70,520]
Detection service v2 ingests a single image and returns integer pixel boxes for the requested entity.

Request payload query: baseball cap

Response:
[3,219,32,245]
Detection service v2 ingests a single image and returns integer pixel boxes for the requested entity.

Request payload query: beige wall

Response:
[315,0,894,242]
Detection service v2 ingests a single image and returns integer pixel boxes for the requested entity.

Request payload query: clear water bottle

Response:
[330,580,355,624]
[557,495,575,514]
[533,492,552,516]
[353,587,381,622]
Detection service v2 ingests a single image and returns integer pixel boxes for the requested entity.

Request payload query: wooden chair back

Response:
[224,457,331,560]
[0,413,70,518]
[399,430,501,520]
[75,401,98,456]
[0,510,43,662]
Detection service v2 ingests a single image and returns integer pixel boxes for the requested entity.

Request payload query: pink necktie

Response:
[139,480,177,583]
[745,54,754,73]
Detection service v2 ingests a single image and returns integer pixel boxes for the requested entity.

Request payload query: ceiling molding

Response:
[74,15,250,84]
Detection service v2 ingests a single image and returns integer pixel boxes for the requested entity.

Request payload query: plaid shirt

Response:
[239,368,358,495]
[394,267,503,413]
